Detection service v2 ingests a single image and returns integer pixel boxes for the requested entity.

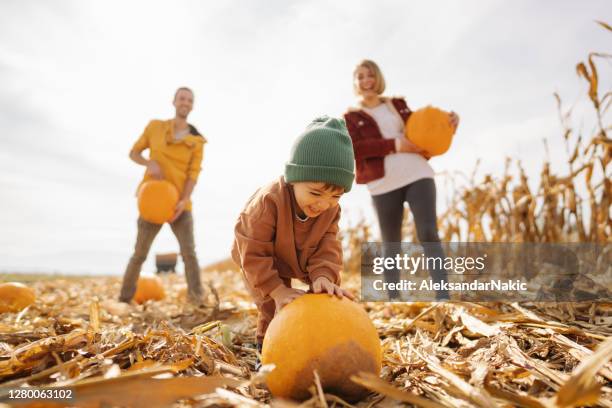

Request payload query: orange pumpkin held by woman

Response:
[133,276,166,304]
[0,282,36,313]
[137,180,179,224]
[405,106,455,156]
[262,294,382,402]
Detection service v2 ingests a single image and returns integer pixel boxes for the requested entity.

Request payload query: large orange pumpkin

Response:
[262,294,381,401]
[133,276,166,304]
[0,282,36,313]
[405,106,455,156]
[137,180,179,224]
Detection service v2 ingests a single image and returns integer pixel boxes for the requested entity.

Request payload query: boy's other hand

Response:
[312,276,355,301]
[146,160,164,179]
[270,285,306,311]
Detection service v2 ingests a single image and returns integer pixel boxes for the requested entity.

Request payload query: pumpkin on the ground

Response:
[0,282,36,313]
[133,276,166,304]
[262,294,381,401]
[405,105,455,156]
[137,180,179,224]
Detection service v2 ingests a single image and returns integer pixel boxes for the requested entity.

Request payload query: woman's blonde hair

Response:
[353,59,386,95]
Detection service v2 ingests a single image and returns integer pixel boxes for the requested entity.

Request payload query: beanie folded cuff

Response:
[284,163,354,192]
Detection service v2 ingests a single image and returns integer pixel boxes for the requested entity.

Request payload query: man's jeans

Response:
[119,211,204,304]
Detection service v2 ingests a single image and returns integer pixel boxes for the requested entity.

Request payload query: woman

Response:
[344,59,459,300]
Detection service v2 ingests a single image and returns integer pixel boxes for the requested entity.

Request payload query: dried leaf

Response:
[460,312,500,337]
[555,338,612,407]
[215,388,261,406]
[412,347,501,408]
[587,54,599,108]
[595,20,612,32]
[313,370,328,408]
[484,383,553,408]
[350,372,446,408]
[4,375,242,408]
[88,300,100,334]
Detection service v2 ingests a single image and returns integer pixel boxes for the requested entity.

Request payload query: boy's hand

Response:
[312,276,355,300]
[169,199,187,223]
[270,285,306,311]
[146,160,164,179]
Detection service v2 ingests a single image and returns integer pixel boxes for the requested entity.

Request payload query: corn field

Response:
[424,54,609,245]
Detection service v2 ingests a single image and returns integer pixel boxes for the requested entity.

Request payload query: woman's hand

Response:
[146,160,164,179]
[395,138,426,154]
[312,276,355,300]
[448,111,460,130]
[270,285,306,312]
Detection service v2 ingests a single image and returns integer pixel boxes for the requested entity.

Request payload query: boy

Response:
[231,116,356,364]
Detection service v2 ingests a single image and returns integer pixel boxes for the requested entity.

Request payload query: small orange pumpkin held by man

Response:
[137,180,179,224]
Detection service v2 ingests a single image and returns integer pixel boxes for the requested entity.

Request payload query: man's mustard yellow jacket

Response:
[132,119,206,211]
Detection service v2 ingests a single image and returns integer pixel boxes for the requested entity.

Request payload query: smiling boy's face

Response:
[291,182,344,218]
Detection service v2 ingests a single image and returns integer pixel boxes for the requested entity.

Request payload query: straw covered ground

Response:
[0,271,611,408]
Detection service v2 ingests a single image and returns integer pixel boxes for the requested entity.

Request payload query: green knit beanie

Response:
[285,116,355,192]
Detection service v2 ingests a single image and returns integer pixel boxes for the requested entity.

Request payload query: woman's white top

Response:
[363,102,434,196]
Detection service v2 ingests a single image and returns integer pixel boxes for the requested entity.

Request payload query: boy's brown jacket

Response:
[231,177,342,299]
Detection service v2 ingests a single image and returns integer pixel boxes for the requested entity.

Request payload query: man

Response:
[119,87,206,306]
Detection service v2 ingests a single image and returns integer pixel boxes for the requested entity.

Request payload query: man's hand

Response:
[395,138,426,154]
[270,285,306,312]
[146,160,164,179]
[169,199,187,223]
[312,276,355,300]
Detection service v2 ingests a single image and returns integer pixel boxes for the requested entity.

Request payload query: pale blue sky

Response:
[0,0,610,275]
